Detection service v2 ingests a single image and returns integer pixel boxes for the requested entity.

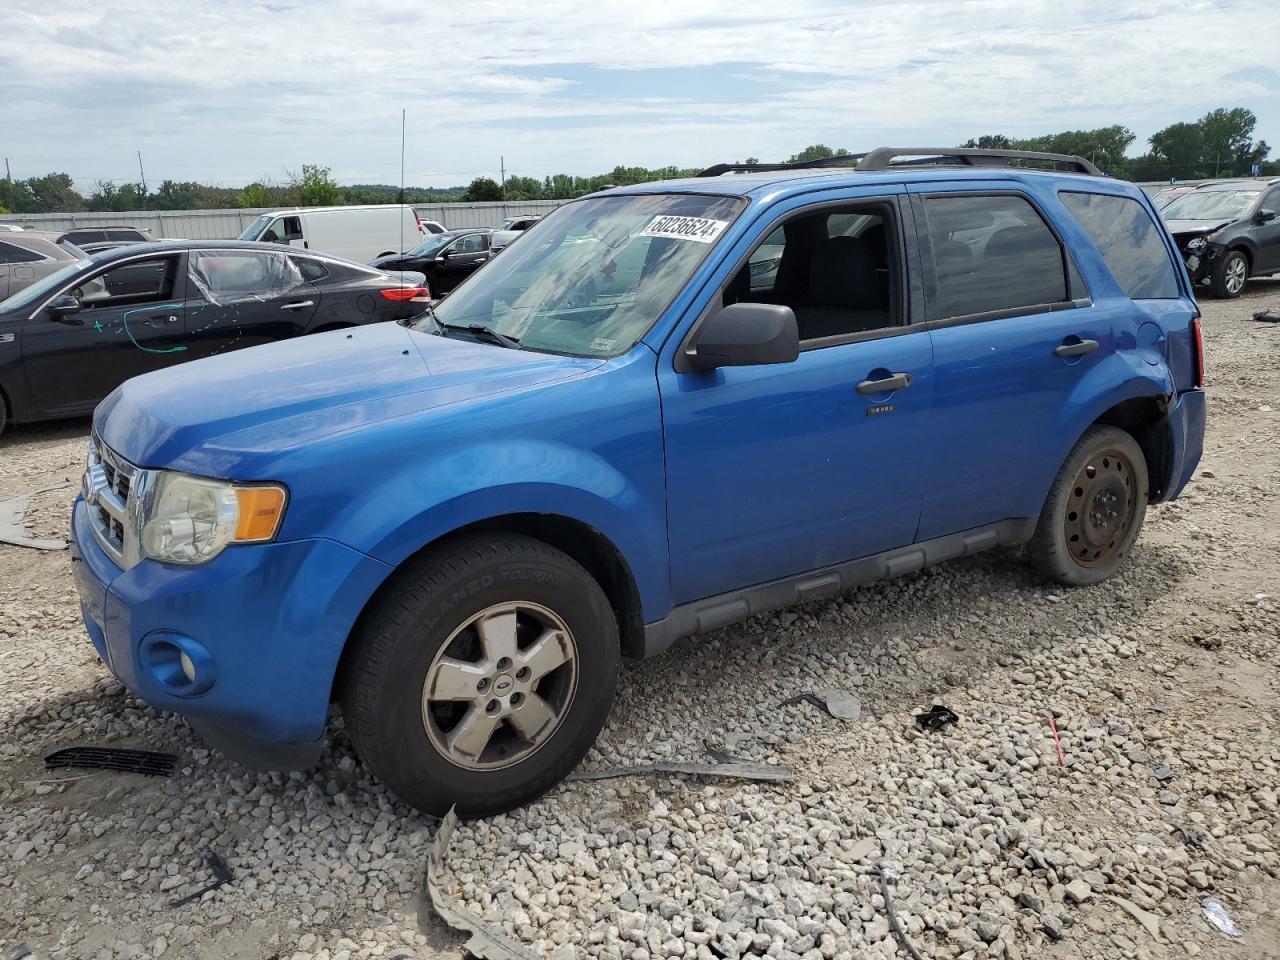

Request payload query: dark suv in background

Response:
[1162,178,1280,297]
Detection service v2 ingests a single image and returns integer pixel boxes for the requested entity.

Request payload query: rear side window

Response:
[106,229,147,242]
[62,230,106,246]
[0,240,47,264]
[290,256,329,282]
[922,194,1068,320]
[1060,192,1179,299]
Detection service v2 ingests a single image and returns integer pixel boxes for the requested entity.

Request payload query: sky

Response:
[2,0,1279,190]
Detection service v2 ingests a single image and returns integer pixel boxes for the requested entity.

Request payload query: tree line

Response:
[3,106,1273,216]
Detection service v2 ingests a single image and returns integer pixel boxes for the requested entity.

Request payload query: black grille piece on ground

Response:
[45,747,177,777]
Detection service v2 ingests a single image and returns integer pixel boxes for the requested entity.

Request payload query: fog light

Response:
[139,633,217,697]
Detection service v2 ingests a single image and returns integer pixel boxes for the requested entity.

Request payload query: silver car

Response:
[0,231,87,301]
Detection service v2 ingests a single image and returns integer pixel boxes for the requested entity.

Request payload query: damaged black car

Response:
[1162,178,1280,298]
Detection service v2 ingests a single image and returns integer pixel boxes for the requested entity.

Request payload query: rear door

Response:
[1255,185,1280,275]
[184,249,320,358]
[909,184,1115,540]
[21,253,190,415]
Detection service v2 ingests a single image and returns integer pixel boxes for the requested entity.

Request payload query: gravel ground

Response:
[2,280,1278,960]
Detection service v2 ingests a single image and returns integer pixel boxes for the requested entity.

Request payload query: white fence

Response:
[0,200,572,239]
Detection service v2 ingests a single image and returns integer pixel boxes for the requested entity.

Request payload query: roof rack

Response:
[696,147,1103,179]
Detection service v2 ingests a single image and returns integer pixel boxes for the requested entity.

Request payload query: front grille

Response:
[84,436,140,567]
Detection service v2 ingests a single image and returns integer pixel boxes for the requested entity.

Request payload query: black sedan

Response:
[370,229,493,295]
[0,240,429,434]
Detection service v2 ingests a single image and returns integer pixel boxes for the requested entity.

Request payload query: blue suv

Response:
[70,148,1206,816]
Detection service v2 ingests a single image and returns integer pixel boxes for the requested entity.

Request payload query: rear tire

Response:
[340,534,620,817]
[1028,426,1148,586]
[1211,249,1248,299]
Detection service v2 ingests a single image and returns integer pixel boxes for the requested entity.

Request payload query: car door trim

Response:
[638,517,1036,657]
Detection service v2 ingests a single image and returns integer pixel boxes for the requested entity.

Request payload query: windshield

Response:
[0,262,84,314]
[407,234,455,257]
[1161,190,1258,222]
[418,193,744,357]
[238,214,272,241]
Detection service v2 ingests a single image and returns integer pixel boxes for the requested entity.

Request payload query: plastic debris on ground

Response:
[1202,898,1243,937]
[914,704,959,732]
[424,807,540,960]
[782,688,862,720]
[1044,711,1067,766]
[169,848,233,907]
[0,484,70,551]
[569,740,794,783]
[1103,894,1162,939]
[1250,308,1280,323]
[45,747,177,777]
[871,863,926,960]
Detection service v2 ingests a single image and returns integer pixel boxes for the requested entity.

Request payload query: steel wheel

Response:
[421,601,578,771]
[1064,447,1138,568]
[1224,255,1246,295]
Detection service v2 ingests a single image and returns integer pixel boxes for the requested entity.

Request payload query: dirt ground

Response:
[1,279,1278,960]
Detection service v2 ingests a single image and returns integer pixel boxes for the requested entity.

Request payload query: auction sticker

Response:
[639,215,729,244]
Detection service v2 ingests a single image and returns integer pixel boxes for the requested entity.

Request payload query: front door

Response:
[22,253,190,416]
[433,234,490,292]
[659,191,933,604]
[1254,186,1280,275]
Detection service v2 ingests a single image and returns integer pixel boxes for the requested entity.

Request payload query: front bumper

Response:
[70,497,392,769]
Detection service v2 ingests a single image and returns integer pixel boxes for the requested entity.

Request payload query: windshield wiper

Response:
[441,321,522,350]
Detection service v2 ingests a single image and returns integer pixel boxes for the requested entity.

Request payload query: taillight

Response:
[380,287,431,302]
[415,214,425,234]
[1191,315,1205,388]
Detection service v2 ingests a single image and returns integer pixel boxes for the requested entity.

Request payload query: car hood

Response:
[96,322,601,473]
[1166,219,1234,238]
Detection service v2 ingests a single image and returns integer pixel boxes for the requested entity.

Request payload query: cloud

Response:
[2,0,1277,188]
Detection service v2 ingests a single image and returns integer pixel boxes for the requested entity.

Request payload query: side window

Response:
[923,194,1068,320]
[725,203,899,343]
[63,230,106,246]
[1261,187,1280,215]
[0,241,46,264]
[188,250,303,302]
[264,217,303,242]
[451,234,485,254]
[78,257,178,308]
[106,229,146,242]
[1059,192,1179,300]
[290,256,329,283]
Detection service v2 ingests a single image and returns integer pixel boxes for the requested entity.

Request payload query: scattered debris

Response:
[1250,307,1280,323]
[914,704,959,732]
[1103,894,1162,939]
[871,864,925,960]
[569,744,794,783]
[1201,898,1243,937]
[1174,824,1208,847]
[169,848,233,907]
[0,483,70,551]
[425,808,540,960]
[7,945,32,960]
[45,747,177,777]
[1044,711,1067,766]
[1152,762,1175,782]
[782,687,862,720]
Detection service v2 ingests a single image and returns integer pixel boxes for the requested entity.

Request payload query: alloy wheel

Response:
[421,602,578,770]
[1225,256,1246,295]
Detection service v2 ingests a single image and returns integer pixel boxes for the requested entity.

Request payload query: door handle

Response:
[144,314,179,327]
[856,372,913,394]
[1054,338,1099,358]
[281,300,315,311]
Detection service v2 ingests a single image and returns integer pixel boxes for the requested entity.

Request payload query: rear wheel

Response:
[1211,249,1248,298]
[340,535,620,817]
[1028,426,1148,586]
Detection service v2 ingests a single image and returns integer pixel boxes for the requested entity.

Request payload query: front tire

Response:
[340,535,620,817]
[1028,426,1148,586]
[1211,249,1248,299]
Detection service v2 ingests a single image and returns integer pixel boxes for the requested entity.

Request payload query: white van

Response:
[237,205,423,262]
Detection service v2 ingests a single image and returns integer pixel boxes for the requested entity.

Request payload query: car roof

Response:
[85,239,327,263]
[1,229,67,246]
[1191,179,1277,191]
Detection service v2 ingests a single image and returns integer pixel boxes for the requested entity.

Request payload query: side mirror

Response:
[48,294,83,323]
[683,302,799,372]
[1258,208,1277,223]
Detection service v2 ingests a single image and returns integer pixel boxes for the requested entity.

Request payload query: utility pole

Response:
[2,157,12,211]
[499,155,506,200]
[137,150,147,207]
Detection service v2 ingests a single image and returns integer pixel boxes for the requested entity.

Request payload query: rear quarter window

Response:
[1059,191,1180,299]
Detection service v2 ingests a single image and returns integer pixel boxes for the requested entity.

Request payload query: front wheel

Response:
[340,535,620,817]
[1028,426,1148,586]
[1211,249,1248,299]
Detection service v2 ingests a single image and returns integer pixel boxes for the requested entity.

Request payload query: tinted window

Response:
[105,229,146,242]
[923,194,1067,319]
[1060,192,1179,299]
[449,234,486,254]
[290,257,330,283]
[77,257,178,308]
[62,230,107,245]
[0,240,46,264]
[725,204,898,342]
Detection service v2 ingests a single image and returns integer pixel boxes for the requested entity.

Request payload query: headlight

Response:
[1186,237,1208,252]
[140,472,287,565]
